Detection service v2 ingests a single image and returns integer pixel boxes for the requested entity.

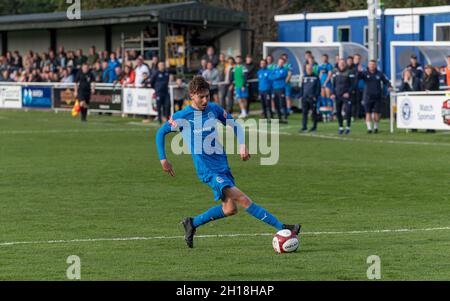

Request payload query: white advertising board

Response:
[397,94,450,130]
[394,15,420,35]
[123,88,157,116]
[311,26,334,43]
[0,85,22,109]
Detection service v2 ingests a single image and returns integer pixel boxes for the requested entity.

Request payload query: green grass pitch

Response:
[0,109,449,280]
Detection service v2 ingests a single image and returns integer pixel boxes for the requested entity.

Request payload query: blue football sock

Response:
[246,203,284,230]
[193,205,226,228]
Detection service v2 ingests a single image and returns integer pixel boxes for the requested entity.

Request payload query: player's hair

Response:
[369,59,377,64]
[189,76,210,95]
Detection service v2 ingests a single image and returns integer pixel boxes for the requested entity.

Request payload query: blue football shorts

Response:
[203,171,236,201]
[235,87,249,101]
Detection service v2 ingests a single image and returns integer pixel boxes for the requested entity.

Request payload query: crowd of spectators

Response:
[1,45,449,129]
[0,46,163,87]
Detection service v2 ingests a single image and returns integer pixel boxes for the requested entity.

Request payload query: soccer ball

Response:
[272,229,299,254]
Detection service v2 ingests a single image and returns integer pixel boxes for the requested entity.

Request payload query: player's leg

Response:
[373,100,382,133]
[223,186,300,233]
[345,98,352,134]
[336,98,344,134]
[311,99,318,132]
[273,90,282,121]
[300,98,309,132]
[80,100,88,122]
[365,101,373,134]
[325,87,333,121]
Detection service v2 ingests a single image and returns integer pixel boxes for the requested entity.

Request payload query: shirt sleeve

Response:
[215,104,245,145]
[155,114,181,161]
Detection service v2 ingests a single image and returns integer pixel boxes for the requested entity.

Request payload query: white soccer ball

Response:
[272,229,299,254]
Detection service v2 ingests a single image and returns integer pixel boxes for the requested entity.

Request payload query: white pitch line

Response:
[1,226,450,247]
[0,128,148,135]
[298,133,450,147]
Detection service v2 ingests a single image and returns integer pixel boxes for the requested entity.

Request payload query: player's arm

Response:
[156,121,177,177]
[381,73,393,92]
[74,72,80,98]
[217,106,249,161]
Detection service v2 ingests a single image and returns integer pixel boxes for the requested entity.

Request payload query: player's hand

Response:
[160,160,176,177]
[358,65,363,72]
[388,87,394,92]
[239,145,251,162]
[343,92,350,98]
[331,94,336,100]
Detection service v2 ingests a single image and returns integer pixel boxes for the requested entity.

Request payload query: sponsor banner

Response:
[22,86,52,108]
[53,87,122,112]
[397,95,450,130]
[0,86,22,109]
[123,88,157,116]
[90,88,122,111]
[53,86,76,109]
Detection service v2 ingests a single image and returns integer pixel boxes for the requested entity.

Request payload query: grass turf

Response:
[0,109,449,280]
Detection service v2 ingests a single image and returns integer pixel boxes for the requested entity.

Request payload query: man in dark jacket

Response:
[300,64,321,133]
[150,62,171,124]
[331,59,354,135]
[358,60,392,134]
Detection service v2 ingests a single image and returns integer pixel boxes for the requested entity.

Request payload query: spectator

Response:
[91,61,103,82]
[357,60,392,134]
[281,53,293,114]
[74,49,88,69]
[0,70,13,82]
[331,59,353,135]
[318,54,334,122]
[57,46,67,68]
[353,53,366,118]
[87,46,99,66]
[269,57,288,124]
[198,58,208,76]
[300,64,321,133]
[202,46,219,67]
[231,55,249,119]
[172,78,188,112]
[101,60,110,83]
[202,61,220,103]
[135,56,150,88]
[266,55,276,72]
[122,65,135,87]
[107,53,121,84]
[407,55,423,80]
[221,56,235,113]
[113,66,124,86]
[245,54,258,113]
[399,69,421,92]
[346,56,359,119]
[422,64,441,91]
[60,68,74,83]
[257,59,273,120]
[12,50,23,71]
[150,62,170,124]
